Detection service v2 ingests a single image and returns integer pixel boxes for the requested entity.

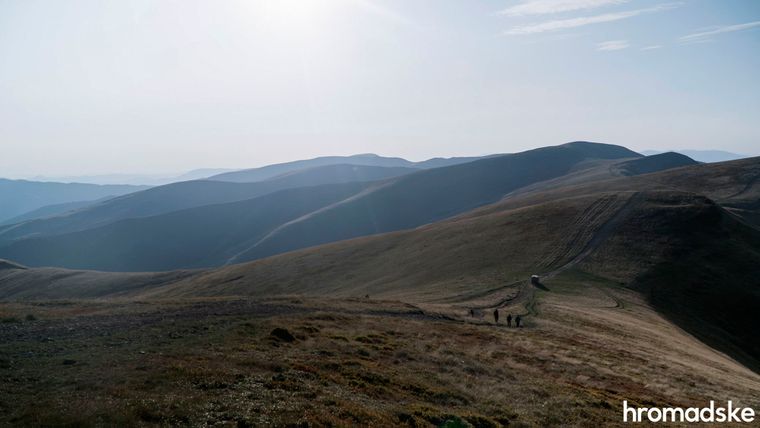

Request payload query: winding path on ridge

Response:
[457,192,642,319]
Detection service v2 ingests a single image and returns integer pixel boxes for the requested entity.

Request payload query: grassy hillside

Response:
[478,156,760,229]
[0,142,639,271]
[1,293,758,426]
[0,268,194,300]
[616,152,698,176]
[0,154,759,425]
[231,142,640,263]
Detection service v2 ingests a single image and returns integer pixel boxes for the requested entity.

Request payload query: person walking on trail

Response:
[507,313,513,328]
[515,315,522,328]
[493,309,499,324]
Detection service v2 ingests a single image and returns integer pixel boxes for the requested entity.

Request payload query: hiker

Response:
[493,308,499,324]
[515,315,522,328]
[469,308,474,317]
[507,313,513,327]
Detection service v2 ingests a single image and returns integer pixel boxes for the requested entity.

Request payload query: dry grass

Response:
[1,274,758,427]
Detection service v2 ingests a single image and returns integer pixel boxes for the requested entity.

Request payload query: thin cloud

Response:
[503,2,681,35]
[597,40,629,50]
[641,45,662,50]
[679,20,760,43]
[498,0,627,17]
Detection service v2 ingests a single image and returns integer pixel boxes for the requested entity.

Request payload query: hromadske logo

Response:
[623,400,756,423]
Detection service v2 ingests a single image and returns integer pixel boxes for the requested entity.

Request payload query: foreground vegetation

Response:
[1,272,757,427]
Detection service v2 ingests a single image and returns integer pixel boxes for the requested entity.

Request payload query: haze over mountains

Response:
[640,149,750,163]
[0,142,640,271]
[206,153,491,183]
[1,141,758,372]
[27,168,238,186]
[2,140,759,423]
[0,179,147,225]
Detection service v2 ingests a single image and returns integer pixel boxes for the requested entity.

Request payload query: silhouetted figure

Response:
[469,309,474,317]
[515,315,522,328]
[493,309,499,324]
[507,313,513,327]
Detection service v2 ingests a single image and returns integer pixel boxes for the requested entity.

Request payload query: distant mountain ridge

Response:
[28,168,238,186]
[0,164,416,245]
[208,153,492,183]
[641,149,749,163]
[617,152,699,176]
[0,198,111,226]
[0,179,147,224]
[0,142,644,271]
[1,146,759,378]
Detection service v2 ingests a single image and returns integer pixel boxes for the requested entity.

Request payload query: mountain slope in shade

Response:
[30,168,239,186]
[0,142,639,271]
[229,142,641,263]
[616,152,698,176]
[0,179,146,224]
[0,182,370,271]
[0,155,758,371]
[641,149,750,163]
[261,164,416,187]
[208,153,493,183]
[0,197,110,226]
[0,164,416,245]
[209,154,415,182]
[145,191,760,371]
[0,259,25,271]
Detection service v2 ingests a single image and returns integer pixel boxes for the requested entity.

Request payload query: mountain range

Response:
[1,141,758,368]
[640,149,750,163]
[0,142,642,271]
[2,141,759,424]
[0,179,147,225]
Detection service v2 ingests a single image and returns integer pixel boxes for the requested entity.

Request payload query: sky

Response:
[1,0,759,177]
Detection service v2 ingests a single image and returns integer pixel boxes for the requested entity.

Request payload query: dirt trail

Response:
[727,170,760,199]
[537,194,622,270]
[542,192,639,279]
[460,192,641,318]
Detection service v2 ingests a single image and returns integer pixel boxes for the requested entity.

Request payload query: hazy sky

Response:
[2,0,759,177]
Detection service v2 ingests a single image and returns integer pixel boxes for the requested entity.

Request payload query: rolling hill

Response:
[209,154,417,182]
[226,142,642,263]
[641,149,750,163]
[0,182,372,272]
[0,164,415,245]
[0,179,146,224]
[0,198,107,226]
[3,152,757,366]
[2,178,757,370]
[0,142,640,271]
[139,167,760,370]
[615,151,698,176]
[208,153,490,183]
[1,148,758,425]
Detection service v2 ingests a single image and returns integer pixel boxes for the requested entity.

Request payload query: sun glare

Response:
[256,0,343,38]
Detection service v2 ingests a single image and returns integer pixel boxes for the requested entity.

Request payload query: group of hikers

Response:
[469,308,522,327]
[494,309,521,327]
